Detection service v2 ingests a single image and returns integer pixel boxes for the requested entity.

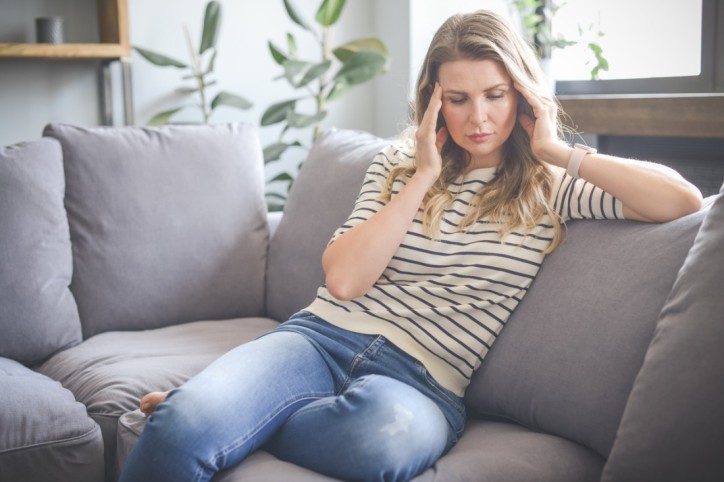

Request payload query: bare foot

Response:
[140,391,170,416]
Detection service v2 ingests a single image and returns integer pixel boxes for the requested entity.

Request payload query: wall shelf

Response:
[558,94,724,139]
[0,0,132,124]
[0,43,128,59]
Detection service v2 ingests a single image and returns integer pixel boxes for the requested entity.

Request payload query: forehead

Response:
[438,59,511,90]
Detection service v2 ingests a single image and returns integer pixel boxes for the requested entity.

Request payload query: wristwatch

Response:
[567,143,597,179]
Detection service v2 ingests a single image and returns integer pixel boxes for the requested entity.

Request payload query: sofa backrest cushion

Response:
[44,123,268,338]
[0,138,82,365]
[265,128,389,321]
[465,207,708,458]
[602,183,724,482]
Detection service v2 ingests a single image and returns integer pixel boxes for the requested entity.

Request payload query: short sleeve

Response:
[328,145,411,244]
[551,168,625,222]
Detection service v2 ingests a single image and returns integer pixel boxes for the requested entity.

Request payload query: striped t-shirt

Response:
[304,143,623,396]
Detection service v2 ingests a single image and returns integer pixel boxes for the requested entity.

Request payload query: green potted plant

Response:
[511,0,608,80]
[133,1,252,125]
[261,0,389,211]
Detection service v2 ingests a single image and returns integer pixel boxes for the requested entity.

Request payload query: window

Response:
[552,0,721,94]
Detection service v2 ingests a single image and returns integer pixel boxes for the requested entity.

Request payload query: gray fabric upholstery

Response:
[0,138,81,366]
[265,128,389,321]
[0,357,103,482]
[38,317,279,481]
[602,184,724,482]
[465,209,708,458]
[118,415,602,482]
[413,420,604,482]
[43,123,269,338]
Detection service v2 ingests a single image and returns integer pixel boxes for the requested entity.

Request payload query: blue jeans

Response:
[119,312,466,482]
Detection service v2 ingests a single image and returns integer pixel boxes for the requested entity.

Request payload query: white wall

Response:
[0,0,515,157]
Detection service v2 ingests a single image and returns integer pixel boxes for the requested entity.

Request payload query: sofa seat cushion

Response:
[44,123,268,338]
[0,137,81,366]
[602,183,724,482]
[0,357,103,482]
[265,128,389,321]
[413,420,604,482]
[37,317,279,480]
[117,414,602,482]
[466,207,709,458]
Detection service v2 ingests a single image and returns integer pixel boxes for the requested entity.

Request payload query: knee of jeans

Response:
[346,376,450,476]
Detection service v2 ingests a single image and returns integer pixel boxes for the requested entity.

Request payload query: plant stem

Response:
[314,25,332,142]
[184,25,210,123]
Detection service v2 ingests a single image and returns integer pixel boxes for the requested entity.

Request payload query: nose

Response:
[469,99,488,125]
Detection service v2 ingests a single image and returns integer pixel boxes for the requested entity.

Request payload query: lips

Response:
[468,133,492,143]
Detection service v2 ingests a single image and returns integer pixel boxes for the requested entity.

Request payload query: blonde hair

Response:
[382,10,567,253]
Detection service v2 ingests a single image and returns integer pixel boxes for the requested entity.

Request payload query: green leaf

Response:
[204,49,218,74]
[287,33,297,57]
[263,141,302,163]
[269,172,294,183]
[134,46,187,68]
[261,99,298,126]
[147,107,186,125]
[175,86,197,95]
[315,0,346,26]
[326,80,349,102]
[287,111,327,128]
[296,60,331,88]
[333,51,387,86]
[282,59,314,85]
[333,37,388,62]
[265,192,288,201]
[283,0,311,30]
[269,41,288,65]
[211,91,253,111]
[200,1,222,54]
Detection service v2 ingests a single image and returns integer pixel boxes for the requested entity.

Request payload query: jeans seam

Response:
[195,391,333,481]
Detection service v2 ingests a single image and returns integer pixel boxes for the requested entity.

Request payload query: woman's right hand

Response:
[415,83,447,186]
[321,83,450,301]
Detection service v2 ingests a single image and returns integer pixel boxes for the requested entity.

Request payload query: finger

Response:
[514,82,549,116]
[435,126,448,153]
[421,83,443,131]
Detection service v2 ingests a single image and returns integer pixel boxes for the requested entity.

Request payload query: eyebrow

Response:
[442,83,510,95]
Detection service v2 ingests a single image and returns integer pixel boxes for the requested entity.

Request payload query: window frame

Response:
[555,0,721,95]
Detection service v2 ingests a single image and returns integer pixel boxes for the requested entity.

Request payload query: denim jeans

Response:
[119,312,466,482]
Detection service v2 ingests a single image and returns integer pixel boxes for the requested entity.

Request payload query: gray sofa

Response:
[1,122,722,482]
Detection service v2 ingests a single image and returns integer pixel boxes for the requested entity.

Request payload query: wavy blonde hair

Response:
[382,10,568,252]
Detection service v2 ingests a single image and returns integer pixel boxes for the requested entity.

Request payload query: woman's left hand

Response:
[514,82,568,166]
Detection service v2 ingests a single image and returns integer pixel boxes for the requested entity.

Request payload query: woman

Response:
[120,10,701,482]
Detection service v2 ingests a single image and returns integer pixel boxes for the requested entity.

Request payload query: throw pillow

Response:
[601,182,724,481]
[0,138,82,365]
[44,123,268,337]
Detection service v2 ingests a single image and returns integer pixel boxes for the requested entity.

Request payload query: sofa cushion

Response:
[0,138,82,366]
[37,316,278,481]
[413,420,604,482]
[265,128,389,321]
[465,207,708,458]
[0,357,103,482]
[43,123,268,338]
[118,415,603,482]
[601,184,724,481]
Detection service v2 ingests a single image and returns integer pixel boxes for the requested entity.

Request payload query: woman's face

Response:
[438,59,518,169]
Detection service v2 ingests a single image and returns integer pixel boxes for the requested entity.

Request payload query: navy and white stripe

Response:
[305,144,623,395]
